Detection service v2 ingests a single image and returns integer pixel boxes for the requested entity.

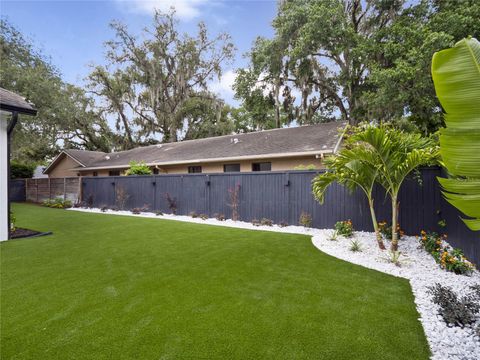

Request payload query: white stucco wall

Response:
[0,111,9,241]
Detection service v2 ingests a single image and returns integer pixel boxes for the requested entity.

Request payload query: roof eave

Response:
[77,150,335,171]
[0,104,37,116]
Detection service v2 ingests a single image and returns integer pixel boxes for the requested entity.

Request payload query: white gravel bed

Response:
[68,207,480,359]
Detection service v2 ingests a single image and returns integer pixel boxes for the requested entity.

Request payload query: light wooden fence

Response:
[25,177,81,203]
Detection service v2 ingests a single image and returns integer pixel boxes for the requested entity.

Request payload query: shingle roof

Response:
[47,121,345,172]
[63,149,107,166]
[0,87,37,115]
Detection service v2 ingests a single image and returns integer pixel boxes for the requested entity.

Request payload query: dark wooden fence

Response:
[81,167,480,264]
[9,179,26,202]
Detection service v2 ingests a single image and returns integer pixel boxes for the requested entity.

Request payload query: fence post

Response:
[153,175,157,210]
[78,177,83,203]
[205,174,210,216]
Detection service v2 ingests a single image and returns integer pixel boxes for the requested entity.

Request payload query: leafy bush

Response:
[251,219,261,226]
[199,214,208,220]
[419,231,475,275]
[428,283,480,327]
[335,220,354,237]
[125,161,152,176]
[10,161,36,179]
[131,208,141,214]
[189,211,198,218]
[164,193,177,214]
[155,210,163,216]
[378,221,404,240]
[260,218,273,226]
[299,211,312,228]
[42,198,72,209]
[214,213,225,221]
[101,205,108,212]
[293,164,317,170]
[349,239,362,252]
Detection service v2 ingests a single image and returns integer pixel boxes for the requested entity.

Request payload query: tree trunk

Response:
[391,195,399,251]
[369,197,385,250]
[274,78,281,128]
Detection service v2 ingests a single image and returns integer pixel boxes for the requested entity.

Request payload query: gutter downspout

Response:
[6,112,18,240]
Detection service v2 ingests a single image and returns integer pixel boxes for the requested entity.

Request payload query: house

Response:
[44,121,345,178]
[0,88,37,240]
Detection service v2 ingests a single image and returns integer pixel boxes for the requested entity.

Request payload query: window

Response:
[252,162,271,172]
[93,171,98,177]
[109,170,120,176]
[188,166,202,173]
[153,168,159,175]
[223,164,240,172]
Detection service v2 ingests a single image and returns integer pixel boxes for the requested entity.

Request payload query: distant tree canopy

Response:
[235,0,480,133]
[0,20,114,163]
[10,161,35,179]
[88,10,235,149]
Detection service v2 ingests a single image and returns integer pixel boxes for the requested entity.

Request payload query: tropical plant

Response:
[349,239,362,252]
[313,141,385,249]
[335,220,354,238]
[125,161,152,176]
[431,37,480,231]
[351,126,438,250]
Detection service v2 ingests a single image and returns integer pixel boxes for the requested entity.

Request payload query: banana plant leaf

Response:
[432,37,480,231]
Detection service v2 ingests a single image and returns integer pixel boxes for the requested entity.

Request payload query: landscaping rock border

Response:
[68,207,479,360]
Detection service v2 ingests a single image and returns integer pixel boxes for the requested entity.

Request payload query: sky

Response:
[1,0,278,105]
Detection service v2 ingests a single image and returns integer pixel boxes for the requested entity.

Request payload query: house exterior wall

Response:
[48,154,326,178]
[1,112,9,240]
[48,155,82,178]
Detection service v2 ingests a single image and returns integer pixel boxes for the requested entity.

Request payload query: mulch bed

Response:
[9,228,52,239]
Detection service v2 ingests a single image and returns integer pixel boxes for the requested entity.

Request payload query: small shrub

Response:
[419,231,475,275]
[214,213,226,221]
[9,211,16,231]
[428,283,480,327]
[227,184,240,221]
[260,218,273,226]
[42,198,72,209]
[140,204,150,213]
[299,211,312,228]
[189,211,198,218]
[131,208,141,214]
[86,195,94,208]
[327,230,338,241]
[125,161,152,176]
[101,205,108,212]
[251,219,261,226]
[349,239,362,252]
[109,206,119,212]
[115,186,130,210]
[335,220,354,237]
[155,210,163,216]
[73,201,85,208]
[384,250,404,267]
[278,221,289,228]
[199,214,209,220]
[378,221,404,240]
[164,193,177,214]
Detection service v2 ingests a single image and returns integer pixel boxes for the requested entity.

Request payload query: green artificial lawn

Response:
[1,203,430,359]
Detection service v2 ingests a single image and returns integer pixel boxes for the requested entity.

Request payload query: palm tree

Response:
[313,145,386,250]
[352,126,439,251]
